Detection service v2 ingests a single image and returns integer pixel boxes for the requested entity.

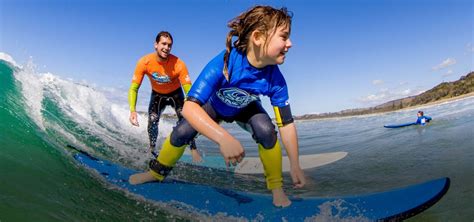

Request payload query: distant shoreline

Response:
[395,92,474,112]
[141,93,474,121]
[294,92,474,121]
[295,72,473,120]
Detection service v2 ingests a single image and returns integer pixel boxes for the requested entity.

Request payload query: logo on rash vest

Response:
[151,72,171,84]
[216,88,259,108]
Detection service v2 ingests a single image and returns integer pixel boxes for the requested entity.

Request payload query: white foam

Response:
[14,59,46,130]
[38,73,174,164]
[0,52,22,68]
[304,199,370,222]
[11,56,176,165]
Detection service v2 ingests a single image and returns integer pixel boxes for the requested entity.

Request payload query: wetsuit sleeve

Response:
[425,116,432,122]
[128,83,140,112]
[268,66,290,107]
[175,59,192,96]
[129,57,147,112]
[131,57,147,85]
[182,84,192,96]
[177,59,192,86]
[273,105,294,127]
[268,66,293,127]
[187,50,226,105]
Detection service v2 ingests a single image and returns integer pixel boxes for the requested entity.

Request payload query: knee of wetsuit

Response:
[170,122,196,147]
[248,113,277,149]
[253,124,277,149]
[148,112,160,123]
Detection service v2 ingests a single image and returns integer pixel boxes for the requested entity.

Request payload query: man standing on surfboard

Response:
[128,31,202,162]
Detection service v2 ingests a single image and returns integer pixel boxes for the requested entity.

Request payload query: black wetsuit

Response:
[148,87,196,150]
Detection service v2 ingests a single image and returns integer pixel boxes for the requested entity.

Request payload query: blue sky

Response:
[1,0,472,115]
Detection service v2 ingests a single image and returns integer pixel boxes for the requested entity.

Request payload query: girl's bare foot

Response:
[272,188,291,207]
[129,171,157,185]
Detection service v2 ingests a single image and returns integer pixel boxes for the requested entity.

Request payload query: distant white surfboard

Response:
[180,151,348,174]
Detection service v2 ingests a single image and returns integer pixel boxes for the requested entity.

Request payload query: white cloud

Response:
[432,58,456,70]
[359,93,386,103]
[442,70,453,78]
[399,81,408,86]
[357,86,425,107]
[372,80,384,85]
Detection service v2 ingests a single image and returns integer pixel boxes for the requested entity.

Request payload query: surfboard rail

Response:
[68,145,450,221]
[384,122,417,128]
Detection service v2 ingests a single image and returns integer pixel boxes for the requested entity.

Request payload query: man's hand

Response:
[191,149,203,163]
[129,111,139,126]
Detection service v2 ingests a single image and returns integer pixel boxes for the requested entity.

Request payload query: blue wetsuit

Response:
[168,48,294,149]
[187,48,290,117]
[416,116,432,125]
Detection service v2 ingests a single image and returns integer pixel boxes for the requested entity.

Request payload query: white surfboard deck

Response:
[181,151,348,174]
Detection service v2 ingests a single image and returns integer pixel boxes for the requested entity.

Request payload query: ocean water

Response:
[0,57,473,221]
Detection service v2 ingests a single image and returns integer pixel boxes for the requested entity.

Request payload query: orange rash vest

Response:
[132,53,191,94]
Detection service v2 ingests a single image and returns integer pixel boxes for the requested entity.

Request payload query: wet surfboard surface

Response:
[179,151,348,174]
[384,122,417,128]
[72,149,450,221]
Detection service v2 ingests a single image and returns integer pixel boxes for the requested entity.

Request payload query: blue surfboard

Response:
[70,146,450,221]
[384,122,417,128]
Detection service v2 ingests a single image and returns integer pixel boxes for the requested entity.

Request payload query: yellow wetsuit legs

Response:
[258,140,283,190]
[149,135,186,181]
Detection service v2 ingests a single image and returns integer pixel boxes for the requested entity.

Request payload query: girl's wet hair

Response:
[223,5,293,81]
[418,111,424,116]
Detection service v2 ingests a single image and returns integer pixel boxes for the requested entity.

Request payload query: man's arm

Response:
[177,59,192,96]
[128,57,146,126]
[128,83,140,112]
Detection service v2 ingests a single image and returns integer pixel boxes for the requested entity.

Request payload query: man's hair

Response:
[156,31,173,43]
[418,111,424,116]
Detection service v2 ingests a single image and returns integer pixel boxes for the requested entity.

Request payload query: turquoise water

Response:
[0,58,473,221]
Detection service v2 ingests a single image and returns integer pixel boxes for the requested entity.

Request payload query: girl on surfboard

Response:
[130,5,306,207]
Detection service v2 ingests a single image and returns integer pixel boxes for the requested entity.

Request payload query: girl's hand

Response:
[218,137,245,167]
[290,165,306,188]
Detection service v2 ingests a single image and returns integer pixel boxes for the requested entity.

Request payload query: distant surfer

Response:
[129,6,306,207]
[128,31,202,162]
[416,111,432,125]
